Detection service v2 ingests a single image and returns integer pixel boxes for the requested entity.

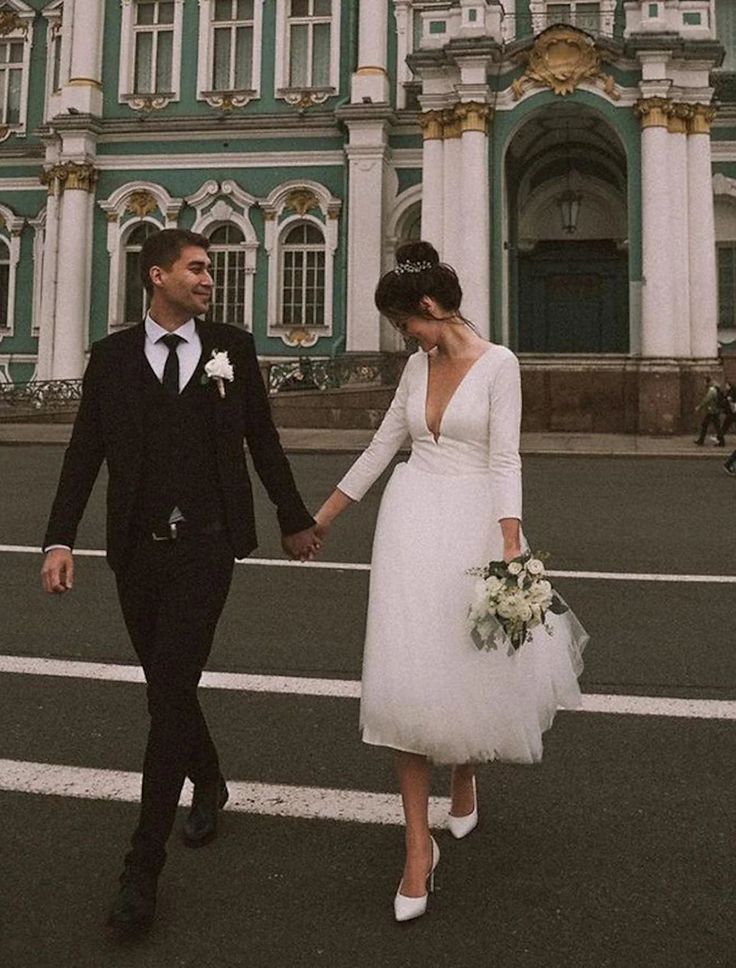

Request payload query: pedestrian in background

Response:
[719,380,736,439]
[694,375,725,446]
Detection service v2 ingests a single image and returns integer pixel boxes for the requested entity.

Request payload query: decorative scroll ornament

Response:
[0,124,9,143]
[40,162,97,194]
[125,94,172,113]
[282,90,331,110]
[282,327,320,348]
[126,191,158,217]
[455,101,492,135]
[202,91,255,111]
[689,103,717,135]
[419,110,444,142]
[285,189,320,216]
[634,97,673,129]
[0,12,27,35]
[512,27,619,101]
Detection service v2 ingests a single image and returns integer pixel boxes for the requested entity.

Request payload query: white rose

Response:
[529,580,553,606]
[205,350,235,382]
[484,575,504,597]
[517,602,533,623]
[507,561,522,576]
[527,558,545,576]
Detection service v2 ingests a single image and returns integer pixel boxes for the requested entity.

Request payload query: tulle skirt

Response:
[359,461,589,765]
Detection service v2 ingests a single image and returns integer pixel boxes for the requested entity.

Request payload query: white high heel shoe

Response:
[394,836,440,922]
[448,775,478,840]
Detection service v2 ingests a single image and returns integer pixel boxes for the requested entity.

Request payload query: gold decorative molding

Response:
[105,211,119,224]
[667,103,693,135]
[512,26,619,101]
[283,327,319,348]
[0,12,28,35]
[281,89,332,110]
[202,90,255,110]
[125,94,172,113]
[441,107,462,140]
[41,162,97,194]
[419,110,444,142]
[126,191,158,217]
[689,103,717,135]
[0,124,8,142]
[68,78,103,90]
[0,214,5,230]
[285,189,320,216]
[262,210,277,221]
[634,97,672,129]
[455,101,491,135]
[356,66,388,76]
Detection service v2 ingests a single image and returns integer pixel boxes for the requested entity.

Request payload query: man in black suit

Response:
[41,229,319,934]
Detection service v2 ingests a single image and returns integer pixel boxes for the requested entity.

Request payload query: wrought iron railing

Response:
[0,379,83,417]
[268,354,406,394]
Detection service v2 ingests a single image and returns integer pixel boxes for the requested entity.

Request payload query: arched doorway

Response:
[506,102,629,353]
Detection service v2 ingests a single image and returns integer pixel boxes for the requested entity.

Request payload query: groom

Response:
[41,229,319,934]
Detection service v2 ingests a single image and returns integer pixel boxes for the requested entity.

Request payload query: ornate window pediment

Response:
[0,200,25,336]
[0,1,35,140]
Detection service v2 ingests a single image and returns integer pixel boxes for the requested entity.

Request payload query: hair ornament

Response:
[395,260,433,275]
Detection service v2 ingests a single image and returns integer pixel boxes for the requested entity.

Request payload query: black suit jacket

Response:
[44,321,315,572]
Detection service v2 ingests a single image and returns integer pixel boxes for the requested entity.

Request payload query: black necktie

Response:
[160,333,183,396]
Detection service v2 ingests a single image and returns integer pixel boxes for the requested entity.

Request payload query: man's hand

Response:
[282,528,321,562]
[41,548,75,594]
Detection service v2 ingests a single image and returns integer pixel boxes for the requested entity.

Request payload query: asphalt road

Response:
[0,447,735,968]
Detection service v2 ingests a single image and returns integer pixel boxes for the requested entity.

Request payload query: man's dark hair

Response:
[139,228,210,298]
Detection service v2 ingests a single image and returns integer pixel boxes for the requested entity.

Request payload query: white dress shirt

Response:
[144,315,202,392]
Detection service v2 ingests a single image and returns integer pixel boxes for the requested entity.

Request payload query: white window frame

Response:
[187,179,259,330]
[0,202,25,336]
[279,220,327,330]
[262,180,340,347]
[42,1,69,122]
[0,1,34,140]
[529,0,616,37]
[275,0,341,106]
[118,0,184,111]
[197,0,264,108]
[98,182,183,331]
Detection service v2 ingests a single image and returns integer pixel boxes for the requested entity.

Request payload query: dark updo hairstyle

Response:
[374,240,464,327]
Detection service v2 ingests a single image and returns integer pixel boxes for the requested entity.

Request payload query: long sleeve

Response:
[336,356,414,502]
[43,344,106,551]
[488,348,522,521]
[239,332,315,535]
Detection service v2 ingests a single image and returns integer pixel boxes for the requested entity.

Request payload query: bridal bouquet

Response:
[466,552,569,655]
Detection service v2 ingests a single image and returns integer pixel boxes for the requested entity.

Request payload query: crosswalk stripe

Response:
[1,654,735,719]
[5,542,736,582]
[0,759,451,827]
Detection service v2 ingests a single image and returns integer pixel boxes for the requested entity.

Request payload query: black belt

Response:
[151,519,226,542]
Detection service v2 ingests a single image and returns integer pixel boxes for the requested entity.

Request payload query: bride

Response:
[314,241,588,922]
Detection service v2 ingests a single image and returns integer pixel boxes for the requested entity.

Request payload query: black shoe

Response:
[724,464,736,476]
[694,439,704,446]
[182,776,229,848]
[107,868,158,936]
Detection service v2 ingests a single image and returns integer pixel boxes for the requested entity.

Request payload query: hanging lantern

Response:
[557,189,583,234]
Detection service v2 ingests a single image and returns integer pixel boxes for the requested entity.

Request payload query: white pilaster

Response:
[351,0,389,103]
[419,111,444,253]
[637,98,676,357]
[49,164,97,379]
[668,106,691,357]
[687,106,719,358]
[458,103,491,338]
[35,190,60,382]
[62,0,105,115]
[442,109,463,268]
[344,117,392,352]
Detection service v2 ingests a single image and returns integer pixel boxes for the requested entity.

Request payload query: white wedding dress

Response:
[337,344,588,765]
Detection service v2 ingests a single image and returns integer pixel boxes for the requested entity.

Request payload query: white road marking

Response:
[0,759,451,827]
[1,655,734,720]
[4,543,736,583]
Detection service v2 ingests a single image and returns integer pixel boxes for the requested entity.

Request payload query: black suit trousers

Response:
[115,531,235,875]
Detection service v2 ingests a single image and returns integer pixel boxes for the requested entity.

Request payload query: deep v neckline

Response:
[423,346,493,444]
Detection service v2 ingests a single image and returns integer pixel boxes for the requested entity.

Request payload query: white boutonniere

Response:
[204,350,235,398]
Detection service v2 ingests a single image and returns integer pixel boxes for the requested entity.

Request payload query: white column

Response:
[350,0,389,103]
[637,99,676,357]
[51,165,96,379]
[457,102,491,338]
[35,183,61,382]
[442,108,463,268]
[688,105,719,358]
[420,111,444,254]
[63,0,105,115]
[393,0,413,110]
[668,105,691,357]
[344,119,391,352]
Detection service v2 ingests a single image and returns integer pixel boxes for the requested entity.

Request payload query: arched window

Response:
[281,222,326,328]
[399,207,422,247]
[124,222,159,325]
[0,240,9,330]
[208,223,246,325]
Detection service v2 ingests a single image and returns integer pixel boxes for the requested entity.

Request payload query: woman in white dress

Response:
[314,241,588,922]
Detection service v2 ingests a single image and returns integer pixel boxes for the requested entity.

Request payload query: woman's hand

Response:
[503,544,522,563]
